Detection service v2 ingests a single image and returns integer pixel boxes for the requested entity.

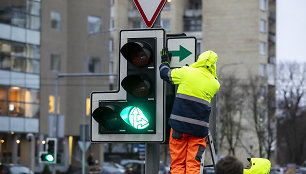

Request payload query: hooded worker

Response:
[244,158,271,174]
[159,48,220,174]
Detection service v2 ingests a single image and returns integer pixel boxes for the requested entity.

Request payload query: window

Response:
[260,19,266,33]
[11,42,26,57]
[51,11,61,30]
[184,17,202,31]
[26,44,40,59]
[161,19,170,32]
[132,20,146,29]
[11,57,26,72]
[110,0,115,6]
[11,11,26,28]
[189,0,202,9]
[132,21,141,29]
[88,57,101,73]
[27,15,40,30]
[268,63,275,85]
[26,59,39,74]
[196,41,202,57]
[259,108,265,121]
[88,16,102,34]
[27,0,41,16]
[259,63,266,77]
[259,86,265,98]
[110,18,115,29]
[0,56,11,70]
[0,86,8,116]
[109,39,114,52]
[260,0,266,11]
[50,53,61,72]
[259,41,266,55]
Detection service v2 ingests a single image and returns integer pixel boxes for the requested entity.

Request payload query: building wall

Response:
[203,0,261,78]
[41,0,110,136]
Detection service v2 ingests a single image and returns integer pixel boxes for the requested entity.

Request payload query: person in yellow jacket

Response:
[243,158,271,174]
[159,48,220,174]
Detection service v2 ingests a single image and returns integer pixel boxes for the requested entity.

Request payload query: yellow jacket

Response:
[159,50,220,137]
[244,158,271,174]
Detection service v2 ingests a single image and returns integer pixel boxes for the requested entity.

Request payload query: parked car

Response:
[122,160,166,174]
[203,167,215,174]
[101,162,125,174]
[299,161,306,173]
[0,164,33,174]
[270,167,286,174]
[164,164,170,174]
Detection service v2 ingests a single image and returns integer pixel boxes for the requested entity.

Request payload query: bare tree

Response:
[277,62,306,164]
[243,75,276,159]
[220,75,245,156]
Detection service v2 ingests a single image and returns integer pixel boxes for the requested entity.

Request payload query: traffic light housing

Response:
[39,138,57,164]
[91,29,165,142]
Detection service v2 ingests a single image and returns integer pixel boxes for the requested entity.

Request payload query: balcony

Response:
[184,9,202,17]
[269,32,276,43]
[269,12,276,21]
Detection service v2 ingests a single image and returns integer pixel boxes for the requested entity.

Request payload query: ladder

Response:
[200,132,217,174]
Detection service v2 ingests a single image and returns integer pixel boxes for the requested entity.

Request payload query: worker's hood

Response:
[190,50,218,80]
[243,158,271,174]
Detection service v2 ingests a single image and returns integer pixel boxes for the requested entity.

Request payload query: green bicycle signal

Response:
[120,106,149,130]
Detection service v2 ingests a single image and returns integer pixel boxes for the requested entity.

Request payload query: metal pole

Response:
[52,75,59,174]
[82,29,88,174]
[145,15,161,174]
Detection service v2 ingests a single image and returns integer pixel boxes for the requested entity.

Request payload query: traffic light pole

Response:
[145,16,161,174]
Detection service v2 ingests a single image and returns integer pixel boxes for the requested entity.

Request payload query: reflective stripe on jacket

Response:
[159,51,220,137]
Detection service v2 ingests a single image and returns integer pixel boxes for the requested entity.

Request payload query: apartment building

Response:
[40,0,110,171]
[112,0,276,162]
[0,0,41,169]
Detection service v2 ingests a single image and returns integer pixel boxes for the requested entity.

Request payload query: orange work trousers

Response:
[169,128,207,174]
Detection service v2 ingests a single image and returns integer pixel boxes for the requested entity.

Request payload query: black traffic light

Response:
[91,29,165,142]
[39,138,57,164]
[93,38,156,134]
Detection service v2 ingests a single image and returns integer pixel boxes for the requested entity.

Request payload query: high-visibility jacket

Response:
[243,158,271,174]
[159,50,220,138]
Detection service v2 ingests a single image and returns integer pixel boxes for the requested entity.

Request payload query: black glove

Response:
[161,47,172,64]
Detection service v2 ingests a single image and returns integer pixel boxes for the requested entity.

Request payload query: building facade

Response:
[0,0,41,169]
[40,0,111,171]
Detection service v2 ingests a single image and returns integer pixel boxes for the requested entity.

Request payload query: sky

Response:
[277,0,306,63]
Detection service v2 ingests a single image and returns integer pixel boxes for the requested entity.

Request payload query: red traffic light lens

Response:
[120,42,152,67]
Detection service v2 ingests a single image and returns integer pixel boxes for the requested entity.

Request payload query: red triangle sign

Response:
[133,0,167,28]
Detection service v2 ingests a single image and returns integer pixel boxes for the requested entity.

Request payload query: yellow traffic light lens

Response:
[120,106,149,130]
[121,75,151,98]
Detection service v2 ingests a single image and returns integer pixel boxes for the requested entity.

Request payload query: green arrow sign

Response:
[169,45,192,62]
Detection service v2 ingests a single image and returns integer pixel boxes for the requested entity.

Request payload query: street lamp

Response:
[216,61,243,160]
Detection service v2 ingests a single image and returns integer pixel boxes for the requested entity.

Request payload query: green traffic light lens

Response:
[45,154,54,162]
[120,106,149,130]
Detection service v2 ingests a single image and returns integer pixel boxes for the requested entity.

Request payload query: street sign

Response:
[167,37,197,68]
[78,141,91,152]
[133,0,167,28]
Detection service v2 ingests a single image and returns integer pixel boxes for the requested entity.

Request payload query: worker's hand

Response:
[161,47,172,65]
